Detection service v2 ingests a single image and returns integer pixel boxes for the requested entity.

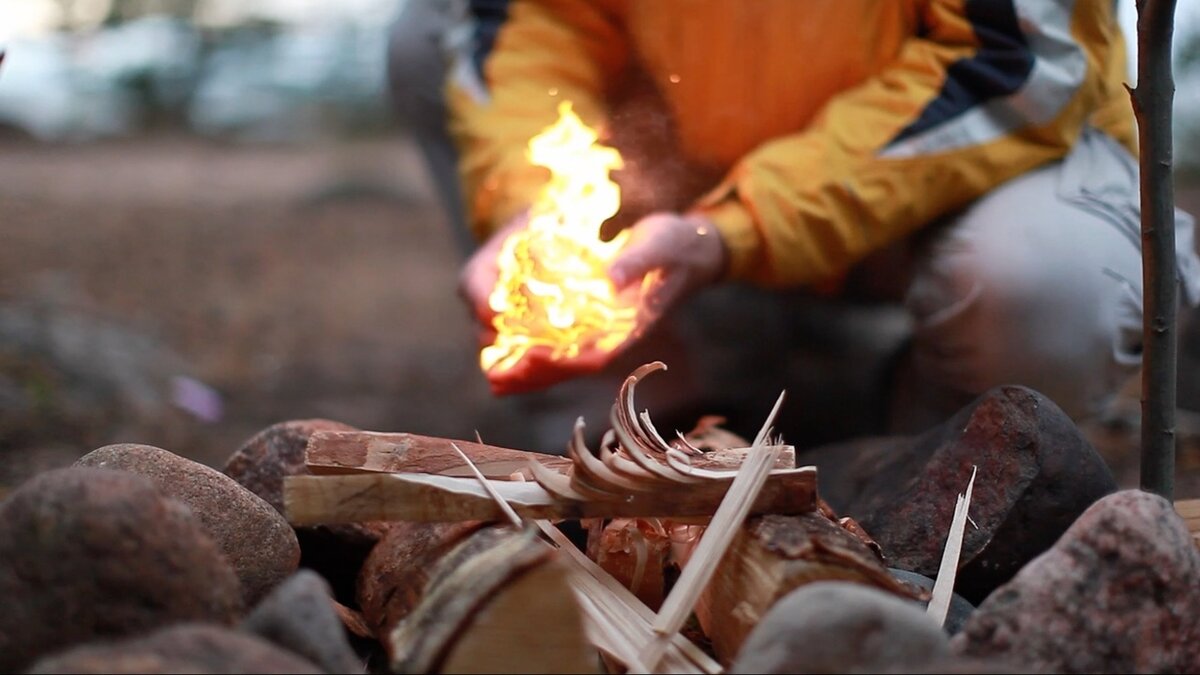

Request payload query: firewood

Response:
[303,365,791,482]
[694,512,925,664]
[284,458,814,526]
[537,521,721,674]
[305,430,572,479]
[358,521,484,639]
[586,518,673,611]
[286,364,815,528]
[456,436,713,675]
[1176,498,1200,547]
[331,601,373,639]
[438,556,597,674]
[387,526,595,674]
[641,394,785,670]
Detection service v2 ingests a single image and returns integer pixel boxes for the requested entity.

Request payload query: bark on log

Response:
[387,526,595,674]
[359,523,595,673]
[358,521,484,639]
[693,513,923,664]
[306,430,572,479]
[304,429,792,478]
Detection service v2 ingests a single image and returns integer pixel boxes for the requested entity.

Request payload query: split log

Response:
[538,521,721,674]
[289,363,807,529]
[387,526,595,674]
[436,556,595,674]
[305,430,572,479]
[305,429,792,478]
[358,522,595,673]
[284,459,815,525]
[694,512,924,664]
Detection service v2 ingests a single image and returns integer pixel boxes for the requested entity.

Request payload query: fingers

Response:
[608,214,677,289]
[639,270,689,324]
[598,209,638,243]
[485,343,615,395]
[609,247,656,290]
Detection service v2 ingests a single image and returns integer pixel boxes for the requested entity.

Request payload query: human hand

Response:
[467,210,727,396]
[608,211,729,325]
[479,219,645,395]
[485,341,618,396]
[458,212,529,348]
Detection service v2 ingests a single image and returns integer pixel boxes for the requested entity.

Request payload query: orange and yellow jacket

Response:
[447,0,1134,288]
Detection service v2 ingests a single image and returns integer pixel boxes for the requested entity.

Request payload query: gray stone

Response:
[241,570,363,674]
[888,568,975,635]
[0,468,242,672]
[730,581,949,674]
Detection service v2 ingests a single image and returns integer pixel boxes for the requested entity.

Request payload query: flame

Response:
[480,102,637,375]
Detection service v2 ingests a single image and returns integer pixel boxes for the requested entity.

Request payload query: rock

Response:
[952,490,1200,673]
[224,419,388,604]
[878,659,1030,674]
[801,386,1116,603]
[223,419,356,512]
[26,623,323,674]
[888,568,975,635]
[77,443,300,607]
[729,581,949,674]
[241,570,363,674]
[0,468,242,672]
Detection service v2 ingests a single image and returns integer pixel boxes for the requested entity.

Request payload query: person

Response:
[388,0,1200,449]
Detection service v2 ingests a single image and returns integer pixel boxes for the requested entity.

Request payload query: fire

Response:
[480,102,637,375]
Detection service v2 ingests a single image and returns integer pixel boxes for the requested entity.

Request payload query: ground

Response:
[0,133,1198,495]
[0,134,508,475]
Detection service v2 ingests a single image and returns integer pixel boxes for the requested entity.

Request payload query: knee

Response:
[905,232,1138,419]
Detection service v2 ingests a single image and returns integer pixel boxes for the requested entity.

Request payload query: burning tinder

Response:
[480,102,638,377]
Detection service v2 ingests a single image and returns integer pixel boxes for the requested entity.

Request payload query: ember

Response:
[480,101,639,376]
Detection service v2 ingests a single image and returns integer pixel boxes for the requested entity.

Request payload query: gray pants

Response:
[387,1,1200,447]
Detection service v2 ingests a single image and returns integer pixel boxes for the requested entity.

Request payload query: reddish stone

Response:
[27,623,322,674]
[802,386,1116,603]
[952,490,1200,673]
[223,419,389,604]
[223,419,356,512]
[730,581,949,674]
[77,443,300,607]
[0,468,242,672]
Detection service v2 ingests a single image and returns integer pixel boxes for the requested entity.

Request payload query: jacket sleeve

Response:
[697,0,1130,288]
[445,0,627,242]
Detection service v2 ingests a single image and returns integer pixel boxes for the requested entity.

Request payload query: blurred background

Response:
[0,0,508,482]
[1,0,1200,487]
